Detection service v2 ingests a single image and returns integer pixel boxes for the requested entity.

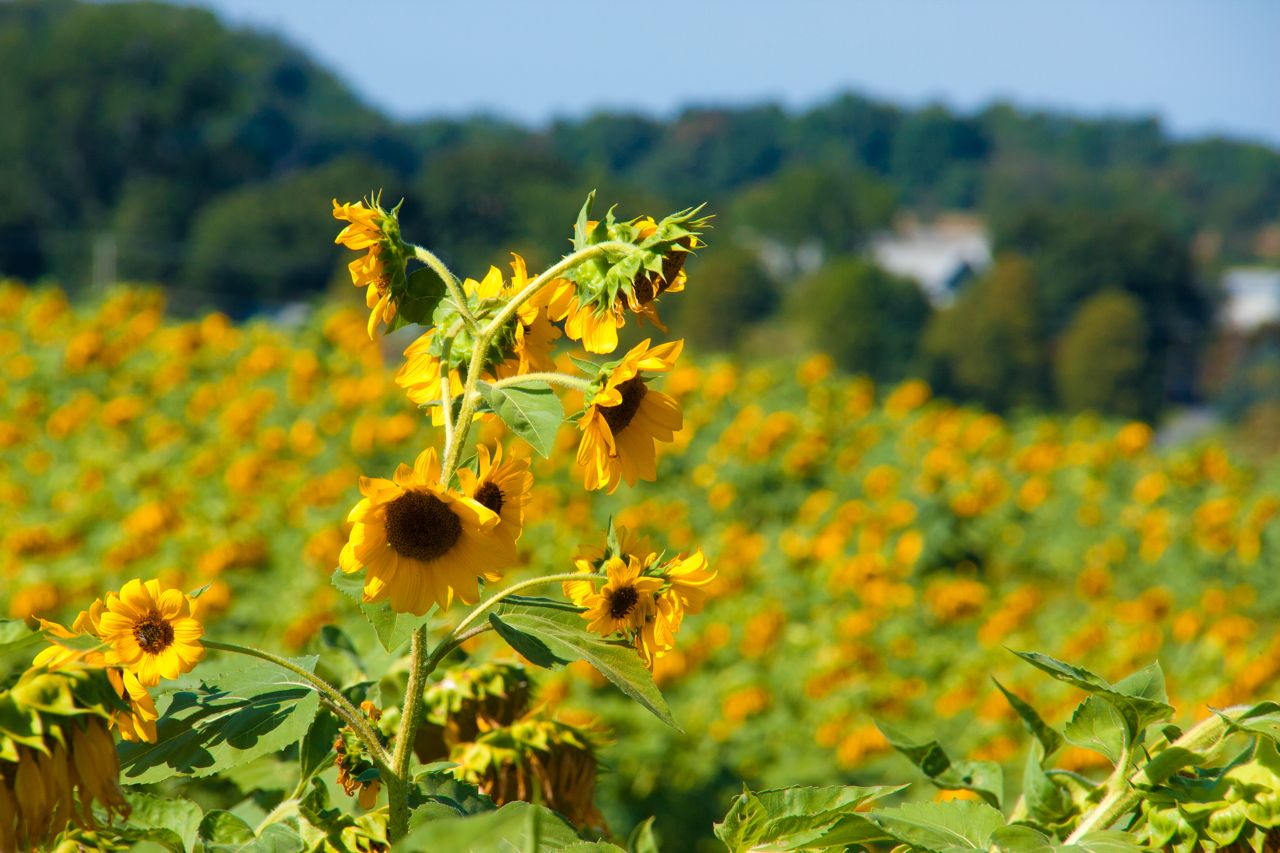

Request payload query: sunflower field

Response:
[2,193,1280,853]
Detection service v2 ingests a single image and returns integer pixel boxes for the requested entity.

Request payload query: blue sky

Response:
[179,0,1280,145]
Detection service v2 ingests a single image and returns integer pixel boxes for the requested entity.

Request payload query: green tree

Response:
[662,246,778,352]
[793,258,930,382]
[1055,290,1150,418]
[923,254,1047,410]
[731,166,896,254]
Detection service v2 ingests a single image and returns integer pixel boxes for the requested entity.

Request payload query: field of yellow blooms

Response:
[2,282,1276,845]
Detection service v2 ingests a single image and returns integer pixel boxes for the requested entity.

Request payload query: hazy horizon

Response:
[168,0,1280,147]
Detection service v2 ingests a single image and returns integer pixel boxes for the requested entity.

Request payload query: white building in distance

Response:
[1222,267,1280,334]
[870,216,992,306]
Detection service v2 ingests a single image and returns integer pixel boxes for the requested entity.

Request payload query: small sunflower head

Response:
[95,579,205,688]
[332,192,408,338]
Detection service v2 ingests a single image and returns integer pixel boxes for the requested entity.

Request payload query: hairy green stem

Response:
[1065,706,1247,841]
[480,241,638,340]
[450,572,589,639]
[438,330,456,453]
[412,245,476,330]
[486,371,591,393]
[202,640,389,768]
[387,241,635,840]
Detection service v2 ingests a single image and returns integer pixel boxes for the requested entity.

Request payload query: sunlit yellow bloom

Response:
[333,198,396,337]
[498,254,561,376]
[95,579,204,687]
[577,338,683,493]
[580,556,662,637]
[456,443,531,560]
[657,549,715,633]
[562,526,656,605]
[546,282,626,355]
[340,448,509,614]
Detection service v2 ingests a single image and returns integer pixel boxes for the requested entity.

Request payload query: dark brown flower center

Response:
[633,246,690,307]
[384,490,462,562]
[134,613,174,654]
[600,376,647,436]
[607,585,639,620]
[474,481,504,516]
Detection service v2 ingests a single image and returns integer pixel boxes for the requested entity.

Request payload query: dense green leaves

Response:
[389,266,448,330]
[401,801,619,851]
[877,722,1004,807]
[1012,652,1172,742]
[714,785,902,853]
[489,604,675,728]
[869,800,1007,851]
[117,656,321,784]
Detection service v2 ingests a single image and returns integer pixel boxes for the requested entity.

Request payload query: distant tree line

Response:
[1,0,1276,420]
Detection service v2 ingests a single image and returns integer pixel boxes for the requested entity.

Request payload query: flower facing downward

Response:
[95,579,204,688]
[577,339,684,493]
[333,196,400,338]
[340,448,511,614]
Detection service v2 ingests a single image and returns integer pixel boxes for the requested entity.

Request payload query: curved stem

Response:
[202,640,390,768]
[412,245,476,330]
[450,572,589,639]
[480,241,639,340]
[487,372,591,393]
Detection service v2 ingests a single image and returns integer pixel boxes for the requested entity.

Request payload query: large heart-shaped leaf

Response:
[480,381,563,457]
[118,656,320,784]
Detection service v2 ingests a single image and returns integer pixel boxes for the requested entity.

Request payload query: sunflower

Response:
[456,444,531,558]
[333,197,398,338]
[395,329,463,426]
[546,283,627,355]
[580,556,662,637]
[93,579,204,688]
[577,338,684,493]
[562,525,656,605]
[340,448,511,614]
[657,549,715,633]
[34,602,160,743]
[498,254,560,376]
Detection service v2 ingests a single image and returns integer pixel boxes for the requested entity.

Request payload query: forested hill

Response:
[2,0,1278,309]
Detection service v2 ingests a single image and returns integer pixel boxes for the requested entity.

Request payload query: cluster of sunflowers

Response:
[331,192,716,669]
[2,189,1280,846]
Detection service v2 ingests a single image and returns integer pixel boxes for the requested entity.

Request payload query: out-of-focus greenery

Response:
[3,284,1279,848]
[3,0,1274,419]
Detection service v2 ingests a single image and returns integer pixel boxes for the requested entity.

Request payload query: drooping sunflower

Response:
[546,282,627,355]
[340,448,511,614]
[333,197,400,338]
[395,328,463,425]
[456,444,531,559]
[95,579,204,688]
[579,556,662,638]
[577,338,684,493]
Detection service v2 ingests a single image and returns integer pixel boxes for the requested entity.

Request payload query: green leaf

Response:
[1013,652,1172,738]
[411,769,496,816]
[330,568,435,652]
[481,381,564,457]
[877,722,1003,807]
[870,801,1007,851]
[199,811,255,846]
[1069,830,1150,853]
[714,784,902,853]
[993,678,1063,758]
[1217,701,1280,742]
[628,817,660,853]
[489,606,675,728]
[298,709,340,785]
[119,792,203,853]
[118,656,321,784]
[393,267,448,328]
[990,824,1056,853]
[1021,744,1074,827]
[400,801,610,851]
[1064,696,1126,764]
